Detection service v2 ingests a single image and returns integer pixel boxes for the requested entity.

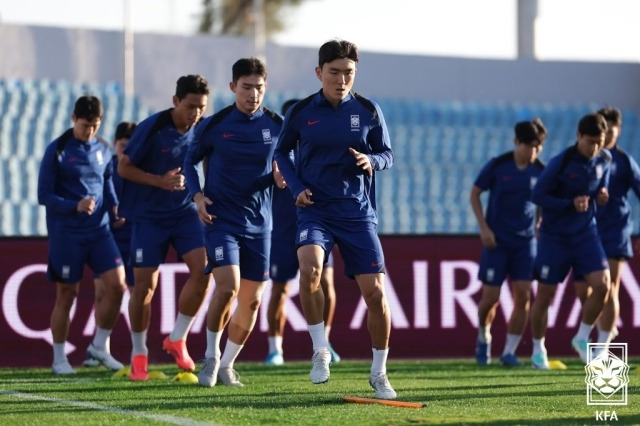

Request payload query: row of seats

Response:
[1,79,640,236]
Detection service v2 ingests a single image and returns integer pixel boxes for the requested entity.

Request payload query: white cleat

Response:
[309,347,331,384]
[218,367,244,387]
[52,360,76,375]
[198,357,220,387]
[86,343,125,371]
[369,373,397,400]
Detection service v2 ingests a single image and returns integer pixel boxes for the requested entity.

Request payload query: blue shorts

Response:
[478,238,536,286]
[297,219,383,279]
[47,226,123,284]
[535,228,609,285]
[601,232,633,260]
[92,233,134,286]
[130,209,204,268]
[205,230,270,282]
[270,238,334,282]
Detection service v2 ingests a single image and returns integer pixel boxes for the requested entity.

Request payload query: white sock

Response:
[92,327,112,351]
[220,339,243,369]
[371,347,389,376]
[502,334,522,356]
[532,338,546,355]
[325,325,332,340]
[131,331,148,356]
[170,313,196,341]
[478,326,491,343]
[308,322,328,352]
[53,342,67,364]
[268,336,283,354]
[205,329,223,359]
[575,322,593,341]
[597,329,612,344]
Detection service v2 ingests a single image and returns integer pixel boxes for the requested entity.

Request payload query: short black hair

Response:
[115,121,137,140]
[175,75,210,100]
[318,39,359,68]
[73,95,102,121]
[514,118,547,146]
[281,99,299,115]
[597,106,622,127]
[578,113,608,136]
[232,58,267,83]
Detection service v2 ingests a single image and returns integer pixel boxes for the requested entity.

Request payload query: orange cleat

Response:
[163,336,195,371]
[130,354,149,381]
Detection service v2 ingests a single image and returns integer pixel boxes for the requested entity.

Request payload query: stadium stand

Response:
[1,78,639,236]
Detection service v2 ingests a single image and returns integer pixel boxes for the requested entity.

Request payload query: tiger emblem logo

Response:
[585,351,629,398]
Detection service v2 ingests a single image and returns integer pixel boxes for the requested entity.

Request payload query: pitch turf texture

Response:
[1,359,638,425]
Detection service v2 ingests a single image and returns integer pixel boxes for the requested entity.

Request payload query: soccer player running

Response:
[274,39,396,399]
[38,95,127,375]
[470,119,547,367]
[266,99,341,366]
[84,121,137,368]
[530,113,611,369]
[118,75,210,381]
[573,107,640,353]
[183,58,284,387]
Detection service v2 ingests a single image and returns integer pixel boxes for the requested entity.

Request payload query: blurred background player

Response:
[83,121,137,368]
[184,58,285,387]
[529,113,611,369]
[265,98,340,366]
[38,95,127,375]
[470,119,546,367]
[573,107,640,353]
[274,39,396,399]
[118,75,211,381]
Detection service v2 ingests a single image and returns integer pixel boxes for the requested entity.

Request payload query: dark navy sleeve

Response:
[366,103,393,171]
[628,155,640,201]
[37,142,77,214]
[532,152,574,211]
[474,158,496,191]
[274,109,303,200]
[102,156,118,210]
[184,116,211,199]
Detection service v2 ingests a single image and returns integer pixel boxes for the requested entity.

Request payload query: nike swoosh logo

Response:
[67,158,77,163]
[223,133,234,138]
[371,262,383,267]
[307,120,320,126]
[161,148,171,153]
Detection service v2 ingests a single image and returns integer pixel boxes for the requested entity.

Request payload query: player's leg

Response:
[500,279,531,366]
[475,245,507,365]
[127,220,168,380]
[50,281,80,375]
[164,211,210,371]
[88,264,126,370]
[265,280,289,365]
[529,281,556,369]
[265,239,298,365]
[571,232,611,362]
[198,231,241,387]
[320,257,340,363]
[47,230,84,375]
[341,222,396,400]
[477,284,500,365]
[597,258,622,344]
[218,233,269,386]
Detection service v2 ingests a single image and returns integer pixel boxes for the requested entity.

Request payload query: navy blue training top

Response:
[273,90,393,223]
[184,105,282,234]
[38,129,117,232]
[120,109,197,221]
[596,145,640,237]
[474,151,545,245]
[532,143,611,236]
